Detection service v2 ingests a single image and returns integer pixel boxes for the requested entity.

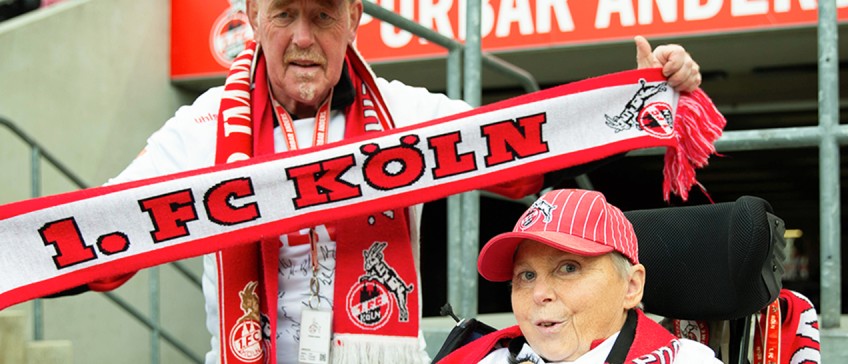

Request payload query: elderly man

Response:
[94,0,704,363]
[439,189,722,363]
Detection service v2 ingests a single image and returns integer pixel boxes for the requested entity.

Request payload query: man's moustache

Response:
[284,49,325,65]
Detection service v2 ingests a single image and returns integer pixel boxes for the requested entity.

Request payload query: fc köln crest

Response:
[520,199,556,231]
[605,79,672,138]
[638,102,675,139]
[229,281,263,362]
[210,0,254,68]
[346,242,415,330]
[673,319,710,346]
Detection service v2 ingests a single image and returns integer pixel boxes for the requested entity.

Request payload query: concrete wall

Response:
[0,1,207,363]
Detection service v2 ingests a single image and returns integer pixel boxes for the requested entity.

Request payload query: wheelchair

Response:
[434,195,792,364]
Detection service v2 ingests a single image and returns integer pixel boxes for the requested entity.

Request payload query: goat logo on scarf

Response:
[605,79,670,135]
[228,281,263,362]
[345,241,415,330]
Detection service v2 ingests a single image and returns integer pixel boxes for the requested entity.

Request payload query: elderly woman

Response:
[440,189,722,363]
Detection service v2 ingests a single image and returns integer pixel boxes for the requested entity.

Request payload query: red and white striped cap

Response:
[478,189,638,282]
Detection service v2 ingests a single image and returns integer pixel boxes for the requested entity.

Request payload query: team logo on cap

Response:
[346,242,414,330]
[520,199,556,231]
[604,79,670,134]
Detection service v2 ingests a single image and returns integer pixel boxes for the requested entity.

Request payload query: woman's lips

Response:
[535,319,566,334]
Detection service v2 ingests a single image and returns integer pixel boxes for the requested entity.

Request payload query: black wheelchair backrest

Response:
[625,196,786,321]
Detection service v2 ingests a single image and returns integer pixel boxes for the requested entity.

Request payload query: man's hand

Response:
[635,35,701,92]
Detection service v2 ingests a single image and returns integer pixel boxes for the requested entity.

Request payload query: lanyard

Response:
[269,89,332,309]
[754,299,781,364]
[307,227,320,309]
[270,89,333,151]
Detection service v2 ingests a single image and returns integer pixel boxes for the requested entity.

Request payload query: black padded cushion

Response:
[625,196,785,320]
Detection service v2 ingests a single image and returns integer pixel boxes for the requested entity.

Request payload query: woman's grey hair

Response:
[610,251,645,309]
[610,251,634,280]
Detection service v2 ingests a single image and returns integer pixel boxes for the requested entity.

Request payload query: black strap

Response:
[605,309,638,364]
[505,310,637,364]
[507,335,527,357]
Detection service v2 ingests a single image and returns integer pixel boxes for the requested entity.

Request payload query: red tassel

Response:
[663,89,727,201]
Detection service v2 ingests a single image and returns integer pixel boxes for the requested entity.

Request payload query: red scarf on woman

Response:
[437,309,681,363]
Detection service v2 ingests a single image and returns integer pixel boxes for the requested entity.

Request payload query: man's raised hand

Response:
[635,35,701,92]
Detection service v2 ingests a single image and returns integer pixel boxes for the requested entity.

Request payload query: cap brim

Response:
[477,231,615,282]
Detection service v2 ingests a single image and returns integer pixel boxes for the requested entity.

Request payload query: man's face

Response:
[250,0,361,114]
[510,241,638,361]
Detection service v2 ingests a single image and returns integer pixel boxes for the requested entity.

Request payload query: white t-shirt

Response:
[478,333,722,364]
[108,78,471,364]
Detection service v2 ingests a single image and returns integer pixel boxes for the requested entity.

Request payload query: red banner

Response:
[171,0,848,79]
[171,0,252,80]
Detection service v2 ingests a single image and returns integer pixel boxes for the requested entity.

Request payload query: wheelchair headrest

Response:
[625,196,786,321]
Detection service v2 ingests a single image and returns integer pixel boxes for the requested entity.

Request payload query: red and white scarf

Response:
[437,309,682,363]
[214,40,424,363]
[0,51,725,363]
[753,289,821,364]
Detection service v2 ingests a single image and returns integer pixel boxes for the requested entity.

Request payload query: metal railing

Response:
[817,0,842,333]
[0,117,204,364]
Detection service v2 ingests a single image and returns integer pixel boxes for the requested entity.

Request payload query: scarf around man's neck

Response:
[0,44,726,363]
[214,40,423,363]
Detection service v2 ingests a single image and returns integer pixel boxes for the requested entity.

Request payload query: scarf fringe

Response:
[331,334,427,364]
[663,88,727,201]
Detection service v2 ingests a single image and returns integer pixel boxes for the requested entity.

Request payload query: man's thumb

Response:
[635,36,660,69]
